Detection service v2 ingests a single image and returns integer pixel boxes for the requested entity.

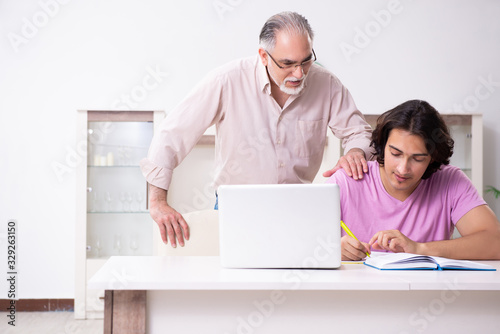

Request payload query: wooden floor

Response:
[0,311,103,334]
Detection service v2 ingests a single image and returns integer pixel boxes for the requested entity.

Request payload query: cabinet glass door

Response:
[448,122,472,179]
[86,121,153,258]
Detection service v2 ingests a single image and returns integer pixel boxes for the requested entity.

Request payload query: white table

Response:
[89,256,500,334]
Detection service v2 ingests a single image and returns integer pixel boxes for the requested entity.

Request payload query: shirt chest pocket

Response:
[295,119,328,159]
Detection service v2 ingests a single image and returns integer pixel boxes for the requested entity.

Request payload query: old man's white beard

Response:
[269,69,308,95]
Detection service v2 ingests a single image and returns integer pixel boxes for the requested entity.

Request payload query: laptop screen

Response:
[218,183,341,269]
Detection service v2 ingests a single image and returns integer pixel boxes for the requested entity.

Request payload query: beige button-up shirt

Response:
[141,56,372,191]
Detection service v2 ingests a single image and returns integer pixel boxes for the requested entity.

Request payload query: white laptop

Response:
[218,183,341,269]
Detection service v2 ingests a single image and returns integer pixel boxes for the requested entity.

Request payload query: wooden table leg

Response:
[104,290,146,334]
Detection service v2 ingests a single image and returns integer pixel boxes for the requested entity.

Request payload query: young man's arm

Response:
[369,205,500,260]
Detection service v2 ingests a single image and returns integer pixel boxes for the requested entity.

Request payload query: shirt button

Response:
[277,140,281,145]
[279,162,284,168]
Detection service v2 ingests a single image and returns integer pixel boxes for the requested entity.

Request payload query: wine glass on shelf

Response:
[90,191,99,212]
[94,236,102,258]
[135,191,144,212]
[104,191,113,212]
[120,191,127,212]
[126,192,133,212]
[113,234,122,255]
[129,234,139,255]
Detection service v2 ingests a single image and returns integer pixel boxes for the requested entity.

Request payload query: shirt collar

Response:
[256,55,272,95]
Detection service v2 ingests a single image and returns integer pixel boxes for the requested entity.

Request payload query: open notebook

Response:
[364,253,496,271]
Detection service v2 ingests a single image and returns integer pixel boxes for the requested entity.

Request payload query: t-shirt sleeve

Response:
[325,170,350,224]
[449,168,487,224]
[325,169,348,189]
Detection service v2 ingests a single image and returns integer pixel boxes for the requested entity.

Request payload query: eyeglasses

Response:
[265,49,317,71]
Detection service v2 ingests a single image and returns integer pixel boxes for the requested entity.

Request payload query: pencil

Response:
[340,220,370,258]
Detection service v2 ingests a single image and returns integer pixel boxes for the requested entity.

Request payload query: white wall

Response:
[0,0,499,299]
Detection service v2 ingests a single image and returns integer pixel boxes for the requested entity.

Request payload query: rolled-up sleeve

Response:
[139,158,174,191]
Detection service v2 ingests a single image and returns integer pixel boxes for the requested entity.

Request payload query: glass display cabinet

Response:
[75,110,165,319]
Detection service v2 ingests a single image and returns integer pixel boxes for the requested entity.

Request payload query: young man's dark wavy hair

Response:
[370,100,454,179]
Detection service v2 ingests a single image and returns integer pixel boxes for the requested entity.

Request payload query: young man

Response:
[327,100,500,261]
[141,12,372,248]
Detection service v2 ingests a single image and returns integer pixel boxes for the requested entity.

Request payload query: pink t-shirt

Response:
[326,161,486,243]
